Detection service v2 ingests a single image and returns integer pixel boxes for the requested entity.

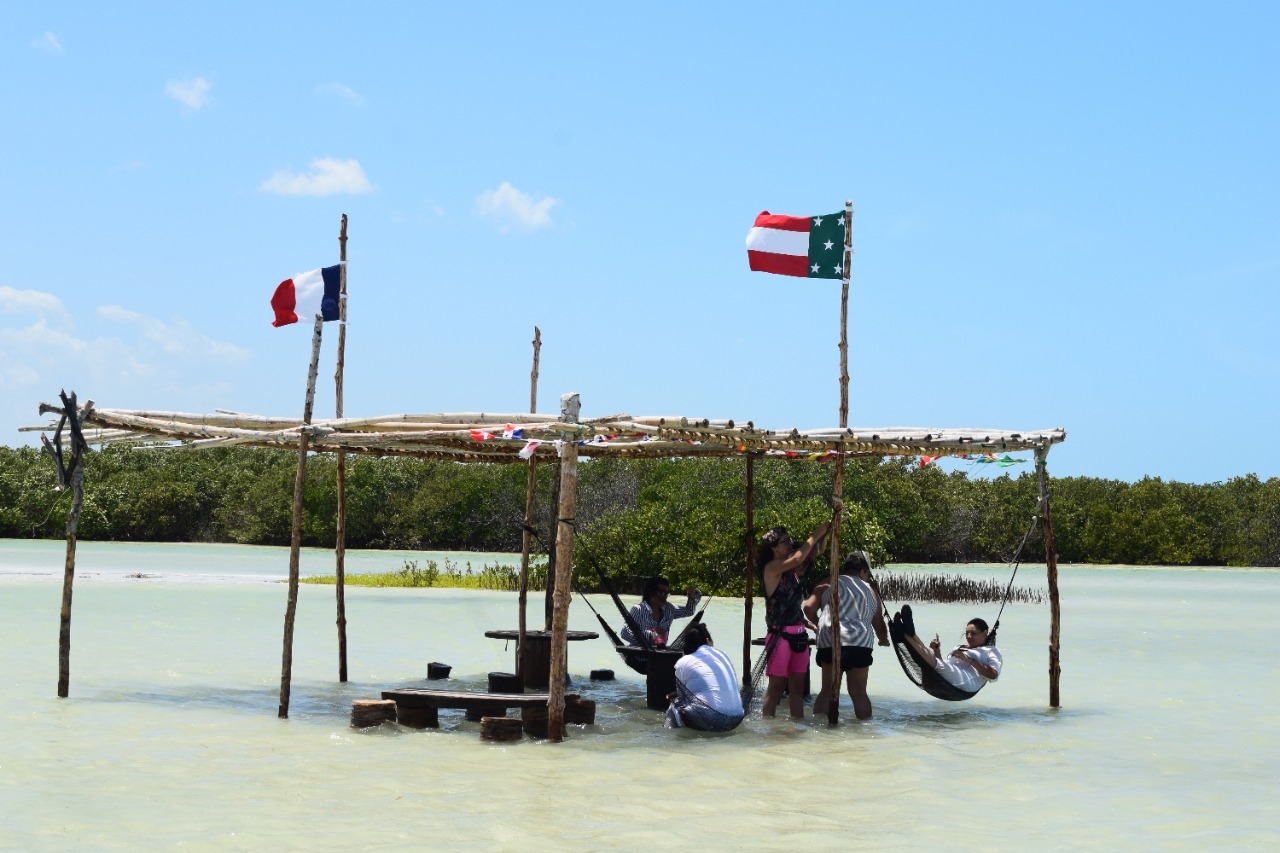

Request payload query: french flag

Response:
[271,264,343,327]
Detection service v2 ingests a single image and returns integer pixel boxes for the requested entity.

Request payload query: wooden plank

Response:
[381,688,579,710]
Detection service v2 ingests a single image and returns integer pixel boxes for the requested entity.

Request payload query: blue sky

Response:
[3,3,1277,484]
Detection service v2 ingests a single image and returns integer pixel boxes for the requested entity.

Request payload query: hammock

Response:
[887,612,985,701]
[875,513,1037,701]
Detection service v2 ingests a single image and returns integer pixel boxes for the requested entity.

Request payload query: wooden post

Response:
[544,456,561,631]
[743,454,755,688]
[334,213,350,683]
[826,469,843,725]
[517,326,542,687]
[1035,445,1062,708]
[40,391,89,699]
[546,392,580,743]
[279,315,324,719]
[825,200,853,725]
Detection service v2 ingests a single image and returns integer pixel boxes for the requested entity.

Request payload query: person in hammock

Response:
[891,605,1003,692]
[620,575,701,647]
[664,623,745,732]
[803,551,890,720]
[759,521,831,719]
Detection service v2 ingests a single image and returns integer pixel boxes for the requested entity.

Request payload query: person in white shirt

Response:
[892,605,1003,693]
[664,624,745,732]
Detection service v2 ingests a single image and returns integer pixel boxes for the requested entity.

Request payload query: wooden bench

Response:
[381,688,594,729]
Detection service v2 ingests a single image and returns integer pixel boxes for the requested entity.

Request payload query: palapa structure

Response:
[34,393,1066,740]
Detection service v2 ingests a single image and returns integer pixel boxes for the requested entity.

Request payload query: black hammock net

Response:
[888,616,985,702]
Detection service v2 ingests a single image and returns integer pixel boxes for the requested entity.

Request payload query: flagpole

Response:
[825,199,853,725]
[334,214,349,682]
[279,314,324,718]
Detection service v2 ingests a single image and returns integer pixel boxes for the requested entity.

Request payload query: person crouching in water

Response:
[664,624,745,731]
[759,522,831,719]
[803,551,890,720]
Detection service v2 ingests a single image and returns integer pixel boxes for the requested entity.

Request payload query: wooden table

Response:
[484,629,599,689]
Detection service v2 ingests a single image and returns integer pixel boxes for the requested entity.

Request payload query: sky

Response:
[3,3,1278,485]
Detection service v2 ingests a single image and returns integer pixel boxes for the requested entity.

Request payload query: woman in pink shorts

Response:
[758,522,830,719]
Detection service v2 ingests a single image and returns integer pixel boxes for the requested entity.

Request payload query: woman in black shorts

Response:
[803,551,889,720]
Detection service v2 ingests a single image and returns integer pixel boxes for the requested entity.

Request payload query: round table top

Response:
[484,629,599,641]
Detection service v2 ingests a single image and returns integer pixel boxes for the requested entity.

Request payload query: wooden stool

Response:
[564,696,596,725]
[488,671,522,693]
[351,699,397,728]
[520,705,565,740]
[480,716,524,742]
[427,662,451,680]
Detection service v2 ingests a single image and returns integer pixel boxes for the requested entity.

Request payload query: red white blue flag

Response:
[271,264,343,327]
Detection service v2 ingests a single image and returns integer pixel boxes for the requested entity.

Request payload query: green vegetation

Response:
[300,557,548,590]
[4,445,1279,597]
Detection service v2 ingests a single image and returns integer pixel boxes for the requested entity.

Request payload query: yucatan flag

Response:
[746,211,845,279]
[270,264,343,327]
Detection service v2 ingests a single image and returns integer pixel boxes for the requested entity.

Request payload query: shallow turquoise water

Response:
[1,540,1276,851]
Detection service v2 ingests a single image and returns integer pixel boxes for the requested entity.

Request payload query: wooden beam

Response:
[335,213,349,683]
[547,393,581,743]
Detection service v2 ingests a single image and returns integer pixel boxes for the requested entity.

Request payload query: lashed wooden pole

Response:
[546,392,580,742]
[1035,445,1062,707]
[334,214,350,682]
[825,200,853,725]
[516,326,542,687]
[39,391,89,699]
[279,315,324,718]
[742,454,755,688]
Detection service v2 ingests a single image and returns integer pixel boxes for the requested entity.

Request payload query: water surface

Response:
[1,541,1274,850]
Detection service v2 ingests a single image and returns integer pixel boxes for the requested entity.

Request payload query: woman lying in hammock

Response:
[891,605,1003,693]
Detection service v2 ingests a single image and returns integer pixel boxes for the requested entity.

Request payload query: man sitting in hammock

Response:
[891,605,1003,693]
[664,623,744,732]
[621,575,702,647]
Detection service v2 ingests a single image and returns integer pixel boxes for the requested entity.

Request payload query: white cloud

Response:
[165,77,211,110]
[31,32,62,54]
[260,158,374,197]
[476,182,558,233]
[0,286,70,325]
[316,82,364,105]
[97,305,249,364]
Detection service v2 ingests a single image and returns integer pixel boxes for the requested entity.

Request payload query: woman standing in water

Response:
[758,521,830,719]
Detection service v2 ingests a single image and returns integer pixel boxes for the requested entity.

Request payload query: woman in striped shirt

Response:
[803,551,890,720]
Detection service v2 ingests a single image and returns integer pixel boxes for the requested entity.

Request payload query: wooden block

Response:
[520,705,565,740]
[564,696,596,725]
[488,671,522,693]
[395,704,439,729]
[464,704,508,722]
[351,698,397,728]
[480,716,524,742]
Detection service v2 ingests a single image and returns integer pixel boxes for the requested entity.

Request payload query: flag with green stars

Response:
[745,210,846,279]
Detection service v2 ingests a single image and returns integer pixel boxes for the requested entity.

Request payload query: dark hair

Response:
[757,526,789,573]
[968,617,995,645]
[642,575,670,604]
[683,623,711,655]
[840,551,870,576]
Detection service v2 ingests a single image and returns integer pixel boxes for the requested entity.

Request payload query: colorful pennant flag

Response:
[502,424,523,440]
[745,211,845,278]
[518,439,541,459]
[469,429,494,441]
[270,264,343,327]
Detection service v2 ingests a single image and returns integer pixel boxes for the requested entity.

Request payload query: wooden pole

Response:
[517,326,542,687]
[279,315,324,719]
[42,391,88,699]
[334,214,349,683]
[825,200,853,725]
[545,456,561,631]
[1035,445,1062,708]
[742,454,755,688]
[546,393,581,743]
